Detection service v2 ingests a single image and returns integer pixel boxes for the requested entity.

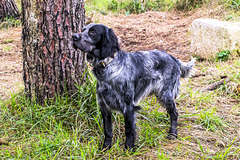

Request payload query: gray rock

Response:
[191,18,240,60]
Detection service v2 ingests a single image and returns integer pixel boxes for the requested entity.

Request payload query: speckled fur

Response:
[72,23,195,151]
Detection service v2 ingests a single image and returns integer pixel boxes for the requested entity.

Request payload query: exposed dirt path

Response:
[0,27,23,101]
[92,10,216,61]
[102,12,193,58]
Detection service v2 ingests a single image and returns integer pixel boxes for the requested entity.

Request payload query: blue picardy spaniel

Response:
[72,23,195,152]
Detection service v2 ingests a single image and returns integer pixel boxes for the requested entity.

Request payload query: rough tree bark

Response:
[22,0,86,104]
[0,0,20,20]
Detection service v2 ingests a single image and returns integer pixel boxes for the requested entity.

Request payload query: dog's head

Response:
[72,24,120,60]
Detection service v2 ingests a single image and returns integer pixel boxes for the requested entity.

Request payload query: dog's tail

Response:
[179,57,196,78]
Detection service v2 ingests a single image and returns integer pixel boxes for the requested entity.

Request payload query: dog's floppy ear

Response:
[101,28,121,59]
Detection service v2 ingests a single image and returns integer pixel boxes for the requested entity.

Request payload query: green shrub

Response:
[216,50,231,61]
[106,0,174,14]
[174,0,207,11]
[85,0,111,13]
[230,0,240,10]
[126,0,145,14]
[108,0,119,11]
[87,0,240,14]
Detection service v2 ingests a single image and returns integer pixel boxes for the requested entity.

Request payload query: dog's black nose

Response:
[72,34,81,41]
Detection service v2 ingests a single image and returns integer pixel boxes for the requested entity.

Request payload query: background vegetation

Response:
[85,0,240,14]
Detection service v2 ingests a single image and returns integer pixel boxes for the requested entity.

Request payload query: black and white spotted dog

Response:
[72,23,195,151]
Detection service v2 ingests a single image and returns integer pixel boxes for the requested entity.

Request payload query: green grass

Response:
[196,107,229,132]
[3,45,13,52]
[0,16,21,29]
[85,0,111,15]
[0,70,169,159]
[2,39,14,44]
[0,71,101,159]
[1,59,240,159]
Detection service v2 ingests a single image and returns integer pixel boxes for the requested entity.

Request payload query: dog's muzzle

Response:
[72,33,81,41]
[72,33,82,49]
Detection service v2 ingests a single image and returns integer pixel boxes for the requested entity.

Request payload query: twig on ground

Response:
[0,139,9,145]
[203,78,230,91]
[191,73,206,78]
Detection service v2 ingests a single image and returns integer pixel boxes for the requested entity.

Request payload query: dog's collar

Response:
[98,52,117,68]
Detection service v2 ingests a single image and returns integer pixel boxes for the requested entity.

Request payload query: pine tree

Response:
[21,0,86,104]
[0,0,20,20]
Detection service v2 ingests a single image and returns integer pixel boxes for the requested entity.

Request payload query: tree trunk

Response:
[0,0,20,20]
[21,0,86,104]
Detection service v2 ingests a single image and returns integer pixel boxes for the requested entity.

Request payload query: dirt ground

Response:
[0,7,223,100]
[90,6,227,59]
[97,11,194,58]
[0,27,22,101]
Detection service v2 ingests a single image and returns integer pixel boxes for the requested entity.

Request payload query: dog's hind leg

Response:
[166,101,178,139]
[165,96,178,139]
[159,93,178,139]
[123,106,136,151]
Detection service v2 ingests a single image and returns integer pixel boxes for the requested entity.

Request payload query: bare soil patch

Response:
[0,27,23,101]
[92,9,218,61]
[102,12,193,58]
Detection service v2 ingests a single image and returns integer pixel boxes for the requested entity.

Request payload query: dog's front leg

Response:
[100,106,113,151]
[123,107,136,151]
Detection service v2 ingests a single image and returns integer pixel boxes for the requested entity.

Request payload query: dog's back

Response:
[104,50,194,105]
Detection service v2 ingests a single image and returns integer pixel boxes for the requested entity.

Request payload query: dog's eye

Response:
[89,30,96,35]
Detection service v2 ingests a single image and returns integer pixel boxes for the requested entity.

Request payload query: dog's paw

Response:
[124,145,135,153]
[100,145,111,152]
[100,137,112,152]
[167,133,178,140]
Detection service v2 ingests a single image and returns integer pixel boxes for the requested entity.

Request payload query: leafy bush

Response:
[122,0,146,14]
[216,50,231,61]
[85,0,111,13]
[107,0,174,14]
[174,0,207,11]
[87,0,240,14]
[108,0,119,11]
[145,0,168,11]
[108,0,146,14]
[230,0,240,10]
